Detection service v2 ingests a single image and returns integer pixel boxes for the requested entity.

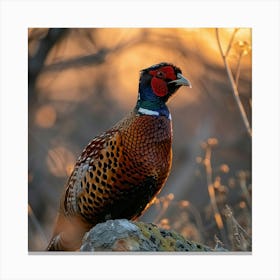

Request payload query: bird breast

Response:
[121,114,173,179]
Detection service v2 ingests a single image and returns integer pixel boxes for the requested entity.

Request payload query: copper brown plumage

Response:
[47,62,191,251]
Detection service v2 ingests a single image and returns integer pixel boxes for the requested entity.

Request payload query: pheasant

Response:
[47,62,191,251]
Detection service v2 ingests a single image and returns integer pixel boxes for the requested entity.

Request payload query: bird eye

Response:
[156,71,165,78]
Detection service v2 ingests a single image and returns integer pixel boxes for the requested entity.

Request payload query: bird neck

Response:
[135,85,171,120]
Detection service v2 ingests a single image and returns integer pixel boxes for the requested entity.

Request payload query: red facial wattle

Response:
[151,77,168,97]
[149,66,177,97]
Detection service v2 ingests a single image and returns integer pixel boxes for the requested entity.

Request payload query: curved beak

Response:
[169,73,192,88]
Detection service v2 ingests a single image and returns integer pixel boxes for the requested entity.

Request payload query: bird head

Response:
[138,62,191,104]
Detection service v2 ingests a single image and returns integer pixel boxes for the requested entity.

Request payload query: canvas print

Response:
[28,28,252,252]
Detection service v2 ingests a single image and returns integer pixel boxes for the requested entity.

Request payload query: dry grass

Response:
[150,136,252,251]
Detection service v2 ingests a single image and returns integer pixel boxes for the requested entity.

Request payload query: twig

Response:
[203,139,227,244]
[237,171,251,208]
[153,193,174,224]
[225,28,239,57]
[42,49,108,73]
[186,202,205,242]
[41,34,146,74]
[215,28,252,138]
[28,28,68,87]
[235,53,243,88]
[224,205,252,251]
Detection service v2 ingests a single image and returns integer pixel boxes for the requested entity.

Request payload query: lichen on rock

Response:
[80,219,219,252]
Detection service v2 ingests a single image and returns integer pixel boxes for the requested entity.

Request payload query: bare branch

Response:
[215,28,225,58]
[225,28,239,57]
[28,28,69,98]
[223,58,252,137]
[42,48,108,73]
[234,53,243,88]
[203,139,228,245]
[215,28,252,138]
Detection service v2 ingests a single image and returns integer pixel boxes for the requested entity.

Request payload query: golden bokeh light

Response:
[36,28,251,110]
[35,105,56,128]
[220,164,230,173]
[46,146,75,178]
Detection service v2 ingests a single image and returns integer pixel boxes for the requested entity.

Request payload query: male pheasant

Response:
[47,62,191,251]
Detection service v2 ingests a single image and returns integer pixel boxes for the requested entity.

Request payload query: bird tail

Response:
[46,213,90,251]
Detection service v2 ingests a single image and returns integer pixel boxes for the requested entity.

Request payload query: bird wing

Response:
[61,129,121,218]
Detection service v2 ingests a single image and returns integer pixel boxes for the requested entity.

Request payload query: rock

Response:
[80,219,218,252]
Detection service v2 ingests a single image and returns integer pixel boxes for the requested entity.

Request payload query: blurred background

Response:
[28,28,252,251]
